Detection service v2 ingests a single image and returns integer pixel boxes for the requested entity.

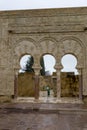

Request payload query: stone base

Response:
[0,95,12,103]
[13,97,83,104]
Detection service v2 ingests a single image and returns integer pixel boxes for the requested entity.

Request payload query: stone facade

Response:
[0,7,87,99]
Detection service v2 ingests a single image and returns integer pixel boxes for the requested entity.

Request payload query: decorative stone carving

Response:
[39,38,58,57]
[0,7,87,100]
[59,38,85,67]
[13,39,37,68]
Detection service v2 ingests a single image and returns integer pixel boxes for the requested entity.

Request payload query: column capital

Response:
[33,66,41,76]
[77,68,83,75]
[55,65,62,71]
[14,68,19,75]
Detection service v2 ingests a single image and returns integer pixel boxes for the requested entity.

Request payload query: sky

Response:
[20,54,78,75]
[61,54,78,75]
[0,0,87,11]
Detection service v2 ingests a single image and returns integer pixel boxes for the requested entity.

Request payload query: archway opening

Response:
[61,54,79,97]
[18,54,35,97]
[19,54,34,73]
[40,54,56,76]
[61,54,78,74]
[40,54,57,98]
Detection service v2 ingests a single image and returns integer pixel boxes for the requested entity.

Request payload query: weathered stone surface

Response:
[18,72,35,97]
[61,72,79,97]
[0,103,87,130]
[0,7,87,98]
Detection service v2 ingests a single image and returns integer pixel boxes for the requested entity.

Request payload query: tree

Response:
[25,56,34,72]
[40,57,45,76]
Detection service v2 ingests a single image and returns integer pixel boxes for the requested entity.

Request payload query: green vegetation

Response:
[25,56,34,72]
[40,57,45,76]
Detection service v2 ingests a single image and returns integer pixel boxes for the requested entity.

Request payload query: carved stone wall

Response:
[0,7,87,96]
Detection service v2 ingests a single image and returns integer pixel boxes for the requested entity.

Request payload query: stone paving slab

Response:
[0,102,87,130]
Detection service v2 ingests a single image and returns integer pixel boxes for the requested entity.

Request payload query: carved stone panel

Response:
[59,38,84,67]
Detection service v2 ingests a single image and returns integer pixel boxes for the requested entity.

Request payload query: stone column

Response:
[14,68,19,99]
[34,67,40,101]
[55,66,62,99]
[78,68,83,100]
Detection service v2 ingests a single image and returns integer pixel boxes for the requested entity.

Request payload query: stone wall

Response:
[18,72,35,97]
[0,7,87,97]
[61,72,79,97]
[39,75,57,97]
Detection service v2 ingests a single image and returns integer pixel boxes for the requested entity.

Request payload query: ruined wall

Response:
[39,75,57,97]
[61,72,79,97]
[18,72,35,97]
[0,7,87,96]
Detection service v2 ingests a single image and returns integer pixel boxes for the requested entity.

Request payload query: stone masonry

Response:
[0,7,87,99]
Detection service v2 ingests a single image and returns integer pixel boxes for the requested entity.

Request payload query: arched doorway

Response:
[61,54,79,97]
[18,54,35,97]
[40,54,57,99]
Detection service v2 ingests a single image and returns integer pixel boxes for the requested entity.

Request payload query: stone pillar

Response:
[34,67,40,101]
[14,68,19,99]
[55,66,62,99]
[78,68,83,100]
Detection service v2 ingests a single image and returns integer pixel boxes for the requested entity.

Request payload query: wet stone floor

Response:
[0,103,87,130]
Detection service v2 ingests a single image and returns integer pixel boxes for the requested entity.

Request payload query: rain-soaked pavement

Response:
[0,102,87,130]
